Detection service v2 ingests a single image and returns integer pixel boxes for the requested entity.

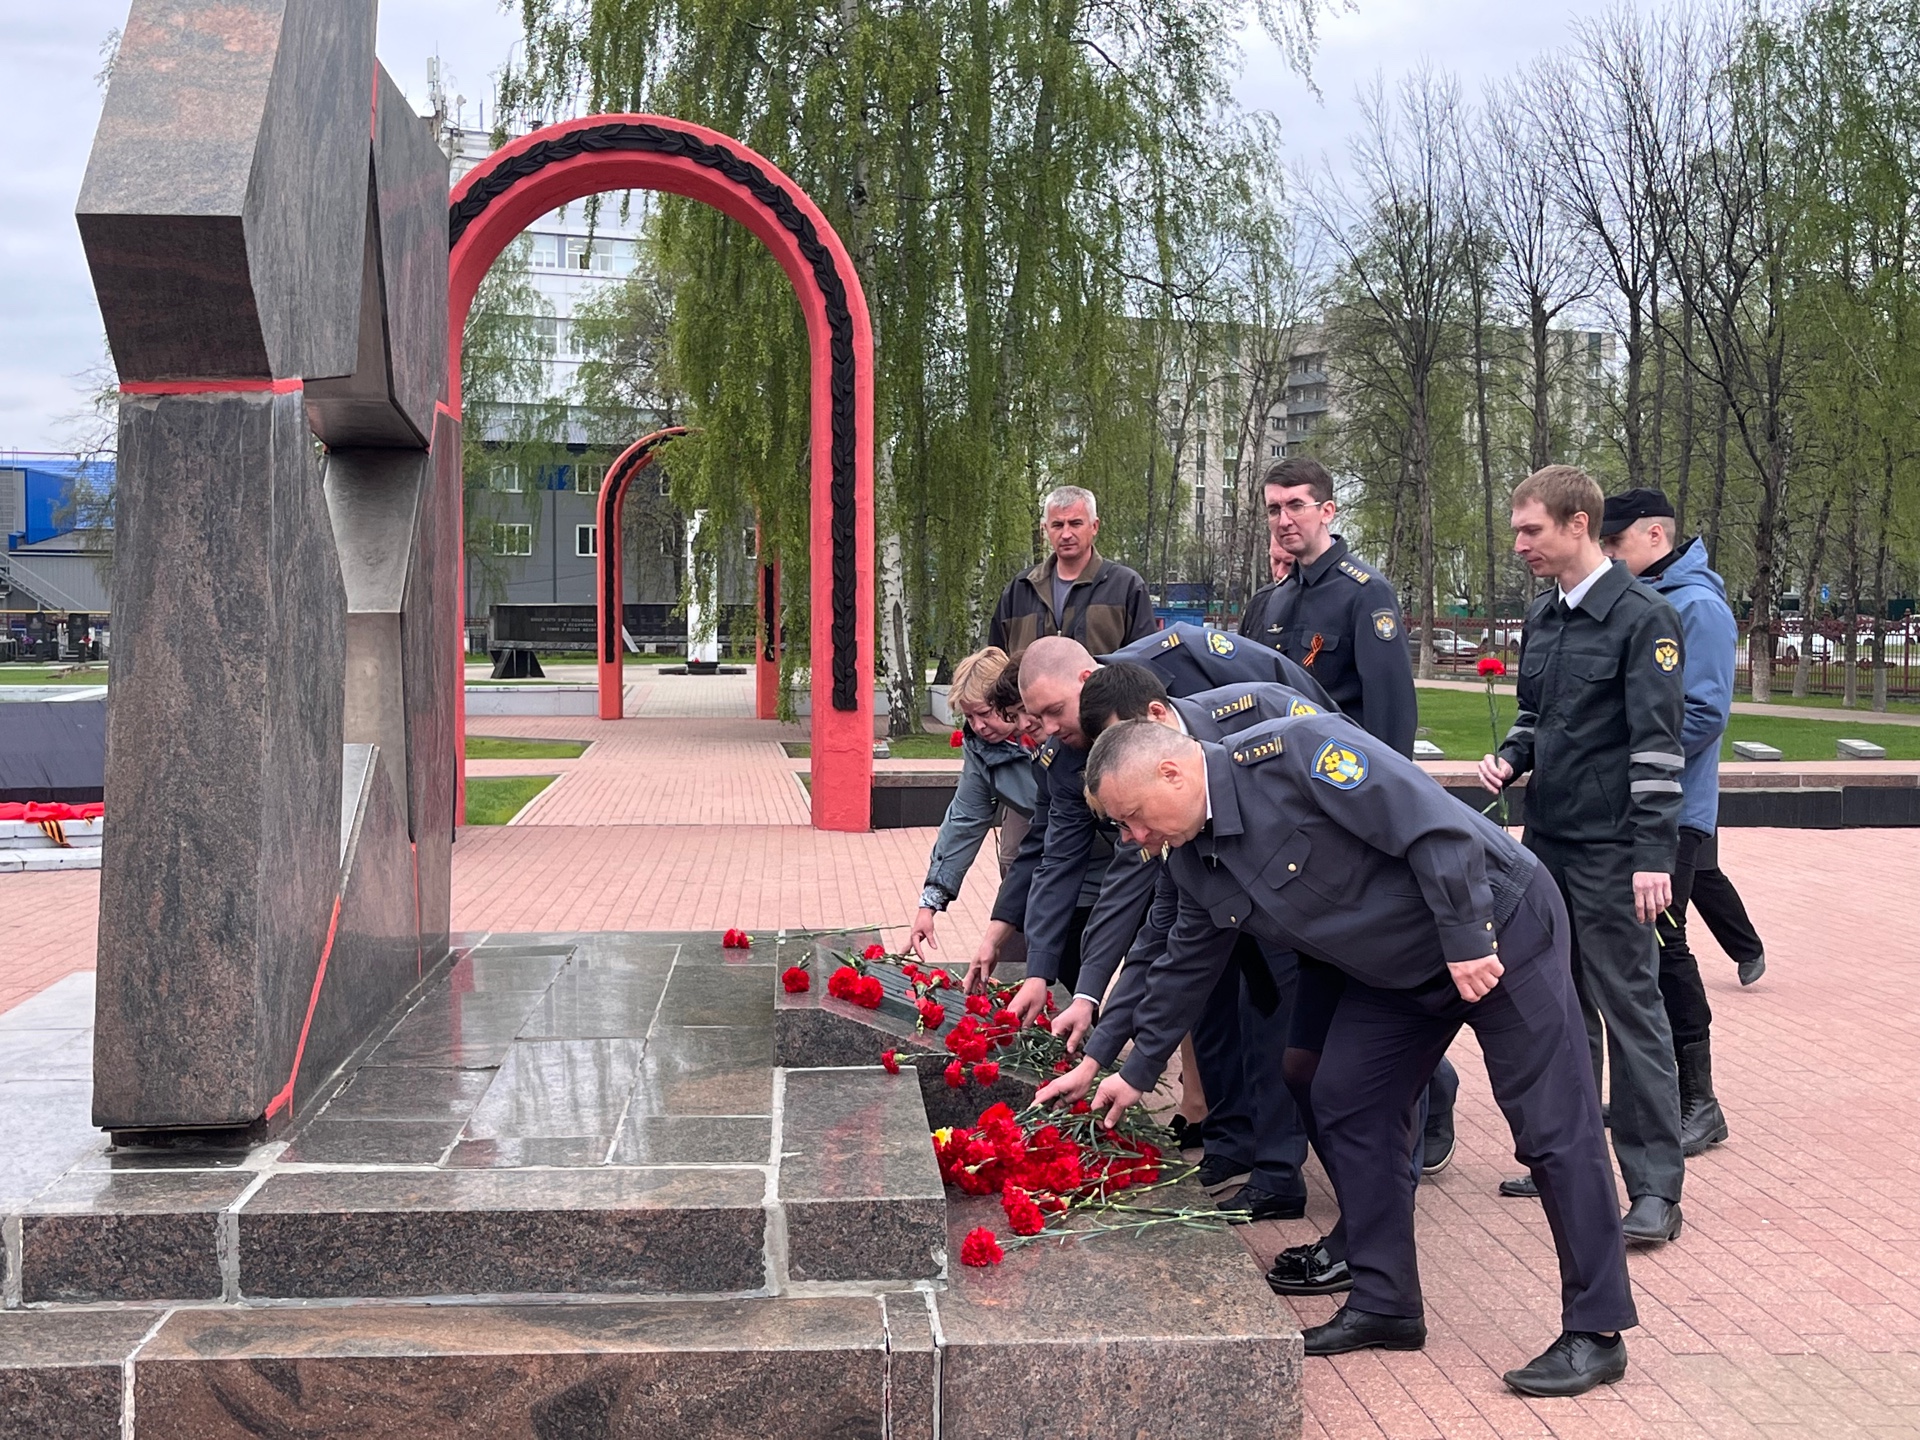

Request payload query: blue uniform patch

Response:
[1207,631,1235,657]
[1311,739,1368,789]
[1288,698,1319,716]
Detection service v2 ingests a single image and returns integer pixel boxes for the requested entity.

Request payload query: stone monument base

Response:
[0,932,1301,1439]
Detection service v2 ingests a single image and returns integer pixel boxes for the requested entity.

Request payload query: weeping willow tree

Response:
[500,0,1323,724]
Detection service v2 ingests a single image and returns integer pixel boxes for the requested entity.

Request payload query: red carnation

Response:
[863,943,888,961]
[924,969,951,990]
[960,1227,1004,1266]
[944,1060,966,1088]
[722,928,752,949]
[852,975,885,1008]
[918,1000,947,1031]
[1001,1184,1046,1237]
[1477,654,1508,678]
[1033,1012,1051,1032]
[973,1061,1000,1086]
[951,729,965,748]
[827,966,859,1000]
[881,1049,900,1074]
[781,966,810,994]
[965,993,993,1017]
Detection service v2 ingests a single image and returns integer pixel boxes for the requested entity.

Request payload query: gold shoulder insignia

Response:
[1232,736,1284,766]
[1210,692,1256,721]
[1288,698,1319,716]
[1158,630,1182,650]
[1337,558,1373,584]
[1038,742,1056,768]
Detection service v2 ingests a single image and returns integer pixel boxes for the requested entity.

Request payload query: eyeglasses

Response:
[1267,498,1326,518]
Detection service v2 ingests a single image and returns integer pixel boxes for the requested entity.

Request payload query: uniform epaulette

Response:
[1210,691,1256,721]
[1158,630,1182,650]
[1037,740,1058,768]
[1231,735,1284,766]
[1337,558,1373,585]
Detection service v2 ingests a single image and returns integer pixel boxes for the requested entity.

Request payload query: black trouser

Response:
[1528,835,1685,1205]
[1282,959,1456,1264]
[1690,855,1764,968]
[1190,936,1308,1198]
[1056,906,1092,995]
[1313,865,1637,1331]
[1657,827,1715,1049]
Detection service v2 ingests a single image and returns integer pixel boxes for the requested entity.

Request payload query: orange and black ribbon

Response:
[1304,634,1324,669]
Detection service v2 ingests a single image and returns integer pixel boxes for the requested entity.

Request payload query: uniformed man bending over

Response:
[1076,717,1637,1397]
[1477,466,1688,1246]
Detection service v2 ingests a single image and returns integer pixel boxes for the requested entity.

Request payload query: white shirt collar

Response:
[1559,557,1613,611]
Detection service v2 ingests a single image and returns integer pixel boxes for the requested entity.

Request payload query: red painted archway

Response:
[594,427,686,719]
[447,115,875,831]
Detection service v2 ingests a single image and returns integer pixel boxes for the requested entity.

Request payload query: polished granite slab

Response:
[20,1170,251,1303]
[0,1310,157,1440]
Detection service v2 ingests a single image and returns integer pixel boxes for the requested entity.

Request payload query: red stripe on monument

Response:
[120,378,305,395]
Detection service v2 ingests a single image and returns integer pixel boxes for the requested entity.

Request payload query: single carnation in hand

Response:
[944,1060,966,1088]
[881,1048,900,1075]
[972,1061,1000,1086]
[1477,654,1508,677]
[781,966,810,994]
[951,729,965,748]
[960,1226,1004,1266]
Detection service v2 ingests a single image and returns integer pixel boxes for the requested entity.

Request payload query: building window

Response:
[576,524,598,557]
[1271,443,1283,457]
[492,523,533,556]
[531,317,558,356]
[530,234,559,269]
[658,473,671,496]
[490,464,521,493]
[574,465,604,495]
[1270,415,1283,430]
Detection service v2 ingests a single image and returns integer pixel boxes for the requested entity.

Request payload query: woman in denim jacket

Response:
[908,647,1039,964]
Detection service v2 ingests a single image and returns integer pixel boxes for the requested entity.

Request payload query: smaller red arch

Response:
[595,427,688,719]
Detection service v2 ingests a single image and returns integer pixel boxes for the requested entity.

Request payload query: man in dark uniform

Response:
[1478,466,1688,1245]
[1246,456,1417,754]
[1075,717,1637,1396]
[1239,457,1454,1296]
[1237,533,1294,640]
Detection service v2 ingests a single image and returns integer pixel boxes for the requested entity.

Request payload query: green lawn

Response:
[464,775,556,824]
[1413,686,1920,762]
[464,736,588,760]
[0,666,109,686]
[1732,689,1920,715]
[783,733,960,760]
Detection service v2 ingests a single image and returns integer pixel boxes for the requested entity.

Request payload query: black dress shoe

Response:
[1503,1331,1628,1397]
[1167,1115,1202,1152]
[1302,1305,1426,1356]
[1737,951,1766,986]
[1216,1183,1306,1223]
[1267,1242,1352,1296]
[1498,1174,1540,1198]
[1621,1195,1683,1244]
[1194,1155,1252,1194]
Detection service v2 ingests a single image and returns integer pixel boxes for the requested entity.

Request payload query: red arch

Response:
[594,427,687,719]
[448,115,874,831]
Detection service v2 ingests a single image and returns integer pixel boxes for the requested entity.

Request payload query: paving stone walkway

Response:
[4,672,1916,1435]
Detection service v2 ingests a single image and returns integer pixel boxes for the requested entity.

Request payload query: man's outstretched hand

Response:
[1036,1056,1099,1107]
[1051,996,1096,1054]
[1091,1073,1143,1129]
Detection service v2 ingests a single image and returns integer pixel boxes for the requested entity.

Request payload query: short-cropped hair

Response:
[1042,484,1098,522]
[1512,465,1604,536]
[1079,663,1172,742]
[1261,456,1334,504]
[1085,718,1193,799]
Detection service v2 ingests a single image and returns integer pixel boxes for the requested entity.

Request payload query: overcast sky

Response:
[3,0,1615,453]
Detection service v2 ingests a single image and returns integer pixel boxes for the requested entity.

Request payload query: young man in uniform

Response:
[1076,718,1637,1396]
[1601,487,1738,1154]
[1478,467,1688,1244]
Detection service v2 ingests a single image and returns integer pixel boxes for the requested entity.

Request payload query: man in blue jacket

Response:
[1602,489,1736,1155]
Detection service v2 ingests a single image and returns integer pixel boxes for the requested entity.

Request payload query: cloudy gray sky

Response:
[2,0,1613,453]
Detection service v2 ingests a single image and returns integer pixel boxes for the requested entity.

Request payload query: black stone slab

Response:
[1843,784,1920,826]
[446,945,574,993]
[517,957,672,1040]
[626,1027,774,1119]
[870,774,959,828]
[134,1297,898,1440]
[779,1068,945,1283]
[364,990,549,1069]
[76,0,374,380]
[463,1039,647,1139]
[881,1292,939,1440]
[20,1170,251,1302]
[442,1136,613,1168]
[0,698,105,802]
[1716,786,1845,828]
[656,965,776,1028]
[237,1168,768,1297]
[932,1194,1302,1440]
[610,1115,773,1166]
[281,1119,464,1165]
[319,1064,494,1122]
[0,1311,154,1440]
[93,389,346,1132]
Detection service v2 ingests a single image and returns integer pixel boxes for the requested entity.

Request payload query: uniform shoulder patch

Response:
[1371,608,1398,641]
[1232,735,1284,766]
[1206,631,1235,656]
[1337,558,1373,585]
[1037,740,1057,768]
[1158,630,1182,650]
[1653,637,1680,673]
[1210,691,1256,721]
[1288,698,1320,716]
[1311,738,1368,790]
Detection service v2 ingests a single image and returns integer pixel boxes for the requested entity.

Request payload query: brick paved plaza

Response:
[3,673,1916,1435]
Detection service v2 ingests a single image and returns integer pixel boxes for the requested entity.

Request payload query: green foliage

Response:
[463,737,591,759]
[462,775,559,824]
